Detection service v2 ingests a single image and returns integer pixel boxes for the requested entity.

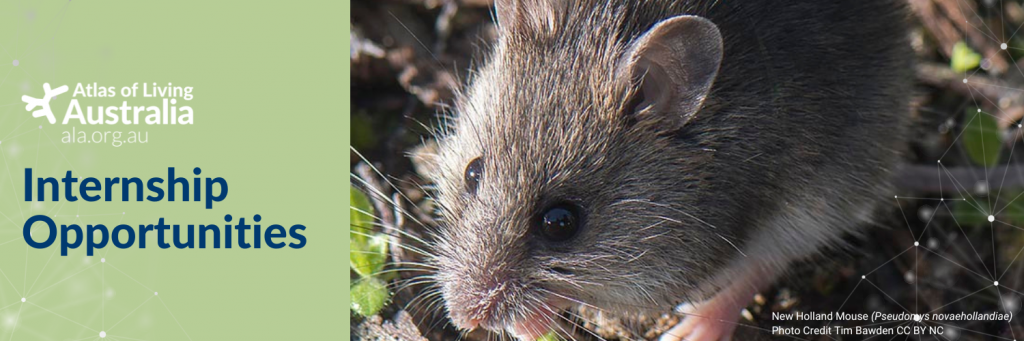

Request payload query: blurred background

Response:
[351,0,1024,340]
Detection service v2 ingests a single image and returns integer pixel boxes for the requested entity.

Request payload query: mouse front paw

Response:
[658,301,743,341]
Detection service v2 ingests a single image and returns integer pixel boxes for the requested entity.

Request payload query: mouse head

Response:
[429,1,727,339]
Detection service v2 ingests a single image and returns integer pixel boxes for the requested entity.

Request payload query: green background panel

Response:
[0,1,347,339]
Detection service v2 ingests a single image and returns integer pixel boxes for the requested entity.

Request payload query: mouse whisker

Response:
[411,286,452,333]
[637,220,668,233]
[536,288,599,311]
[552,313,610,341]
[354,226,434,258]
[350,170,433,232]
[550,287,677,321]
[350,229,435,259]
[383,172,442,209]
[351,148,436,229]
[598,243,650,266]
[540,306,590,341]
[654,215,682,224]
[408,291,444,323]
[392,276,440,294]
[559,310,648,341]
[546,317,580,341]
[714,233,747,258]
[383,9,453,84]
[636,283,659,305]
[640,230,672,242]
[392,261,440,271]
[360,221,437,256]
[364,267,435,280]
[613,198,720,230]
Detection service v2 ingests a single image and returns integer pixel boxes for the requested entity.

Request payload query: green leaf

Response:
[351,277,391,317]
[951,41,981,72]
[351,187,388,277]
[351,234,389,277]
[351,186,375,242]
[962,108,1002,167]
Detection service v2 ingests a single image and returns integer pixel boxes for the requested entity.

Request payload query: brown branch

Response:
[916,62,1024,128]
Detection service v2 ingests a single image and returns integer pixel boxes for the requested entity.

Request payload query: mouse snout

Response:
[450,313,481,330]
[443,267,521,331]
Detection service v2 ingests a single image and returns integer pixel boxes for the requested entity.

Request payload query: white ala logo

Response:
[21,83,68,124]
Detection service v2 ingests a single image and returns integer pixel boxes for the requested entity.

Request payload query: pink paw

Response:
[658,302,741,341]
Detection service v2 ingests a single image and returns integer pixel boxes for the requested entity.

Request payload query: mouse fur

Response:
[425,0,912,338]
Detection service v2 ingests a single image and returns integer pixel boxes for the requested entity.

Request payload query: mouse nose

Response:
[444,272,514,332]
[451,314,481,330]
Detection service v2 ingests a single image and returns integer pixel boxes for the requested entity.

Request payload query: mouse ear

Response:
[620,15,723,130]
[494,0,565,33]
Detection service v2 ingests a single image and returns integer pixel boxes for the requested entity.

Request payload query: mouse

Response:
[423,0,912,340]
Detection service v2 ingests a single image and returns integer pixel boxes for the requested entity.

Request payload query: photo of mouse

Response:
[351,0,1024,340]
[426,1,910,340]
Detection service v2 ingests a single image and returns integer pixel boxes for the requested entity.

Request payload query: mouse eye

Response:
[464,157,483,194]
[539,203,581,242]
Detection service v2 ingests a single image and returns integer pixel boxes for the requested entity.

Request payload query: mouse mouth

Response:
[503,297,567,341]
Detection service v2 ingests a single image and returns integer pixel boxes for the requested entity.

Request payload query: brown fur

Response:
[427,0,912,335]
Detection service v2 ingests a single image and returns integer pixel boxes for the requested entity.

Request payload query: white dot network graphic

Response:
[831,2,1024,340]
[0,3,191,341]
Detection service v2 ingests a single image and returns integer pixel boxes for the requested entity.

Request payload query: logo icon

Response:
[22,83,68,124]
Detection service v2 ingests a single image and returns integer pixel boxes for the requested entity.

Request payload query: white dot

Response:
[1019,124,1022,128]
[1002,43,1008,50]
[11,60,17,66]
[76,214,79,217]
[100,258,105,263]
[122,212,125,215]
[861,275,866,279]
[37,125,41,129]
[895,195,898,198]
[963,78,968,83]
[20,298,25,302]
[154,292,158,296]
[914,241,919,246]
[100,331,106,338]
[995,281,1000,286]
[989,215,995,222]
[913,314,922,322]
[978,108,982,113]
